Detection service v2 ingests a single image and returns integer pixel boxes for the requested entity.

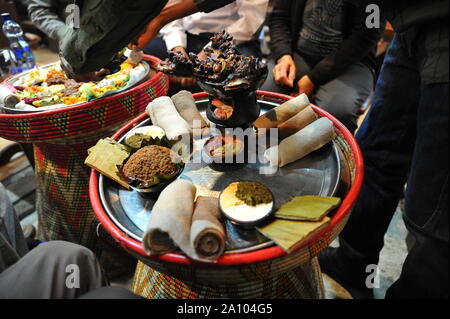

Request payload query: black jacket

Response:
[346,0,448,33]
[269,0,384,86]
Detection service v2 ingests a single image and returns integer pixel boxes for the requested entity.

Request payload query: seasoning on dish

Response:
[219,182,274,226]
[122,145,180,188]
[124,125,165,149]
[204,135,244,160]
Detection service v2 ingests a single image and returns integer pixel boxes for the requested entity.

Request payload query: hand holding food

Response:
[158,31,267,91]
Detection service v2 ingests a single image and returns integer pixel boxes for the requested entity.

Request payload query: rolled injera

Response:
[265,117,335,168]
[253,93,310,129]
[171,90,208,129]
[143,179,196,255]
[277,105,318,139]
[189,196,226,262]
[145,96,191,140]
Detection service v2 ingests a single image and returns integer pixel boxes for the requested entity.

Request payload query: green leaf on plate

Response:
[275,196,341,221]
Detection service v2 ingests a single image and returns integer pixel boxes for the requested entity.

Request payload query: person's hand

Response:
[60,56,111,82]
[172,46,189,59]
[197,50,207,61]
[295,75,315,97]
[273,55,296,88]
[131,0,198,49]
[169,46,197,87]
[64,69,110,82]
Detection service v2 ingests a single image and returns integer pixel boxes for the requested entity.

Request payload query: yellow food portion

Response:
[220,183,244,210]
[62,96,85,105]
[48,84,66,94]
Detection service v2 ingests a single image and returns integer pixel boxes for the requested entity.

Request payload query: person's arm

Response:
[61,0,236,80]
[269,0,297,88]
[224,0,269,44]
[160,18,198,87]
[194,0,236,14]
[268,0,294,63]
[27,0,68,41]
[306,2,384,86]
[135,0,236,48]
[160,19,188,51]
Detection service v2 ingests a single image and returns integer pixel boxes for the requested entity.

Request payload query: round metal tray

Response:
[1,61,151,114]
[98,97,342,254]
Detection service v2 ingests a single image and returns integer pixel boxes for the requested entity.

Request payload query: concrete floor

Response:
[2,47,409,299]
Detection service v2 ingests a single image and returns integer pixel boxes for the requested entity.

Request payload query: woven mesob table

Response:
[89,92,364,298]
[0,55,169,278]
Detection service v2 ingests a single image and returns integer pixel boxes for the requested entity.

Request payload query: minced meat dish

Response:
[123,145,178,183]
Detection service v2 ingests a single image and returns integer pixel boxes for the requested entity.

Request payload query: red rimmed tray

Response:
[0,55,168,143]
[89,91,364,268]
[0,55,170,279]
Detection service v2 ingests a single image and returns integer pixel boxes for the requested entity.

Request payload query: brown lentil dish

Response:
[123,145,178,183]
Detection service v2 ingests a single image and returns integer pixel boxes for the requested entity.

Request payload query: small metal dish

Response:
[124,163,185,199]
[122,125,167,151]
[218,182,275,228]
[203,134,246,167]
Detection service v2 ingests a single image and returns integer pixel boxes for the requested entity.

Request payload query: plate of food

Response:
[93,93,343,255]
[0,52,150,113]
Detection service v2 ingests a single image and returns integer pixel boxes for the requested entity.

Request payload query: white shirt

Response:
[160,0,269,50]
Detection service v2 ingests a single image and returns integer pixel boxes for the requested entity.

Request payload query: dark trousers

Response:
[144,32,263,59]
[261,53,374,133]
[338,21,449,298]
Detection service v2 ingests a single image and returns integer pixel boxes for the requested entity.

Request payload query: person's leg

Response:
[319,34,420,296]
[0,182,29,272]
[142,37,169,60]
[0,241,104,299]
[314,63,374,134]
[386,228,448,299]
[386,78,449,298]
[260,52,312,95]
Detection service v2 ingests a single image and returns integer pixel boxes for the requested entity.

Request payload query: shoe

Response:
[319,247,374,299]
[0,143,23,166]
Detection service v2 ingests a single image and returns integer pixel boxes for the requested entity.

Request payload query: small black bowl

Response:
[203,134,246,169]
[198,66,268,128]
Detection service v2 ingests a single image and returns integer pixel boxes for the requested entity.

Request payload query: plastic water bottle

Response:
[1,13,36,74]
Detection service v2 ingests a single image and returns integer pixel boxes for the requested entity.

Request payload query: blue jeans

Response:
[338,21,449,298]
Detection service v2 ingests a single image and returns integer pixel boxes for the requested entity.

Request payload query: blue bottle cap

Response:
[1,13,12,22]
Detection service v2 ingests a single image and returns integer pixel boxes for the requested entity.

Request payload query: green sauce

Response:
[235,182,273,207]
